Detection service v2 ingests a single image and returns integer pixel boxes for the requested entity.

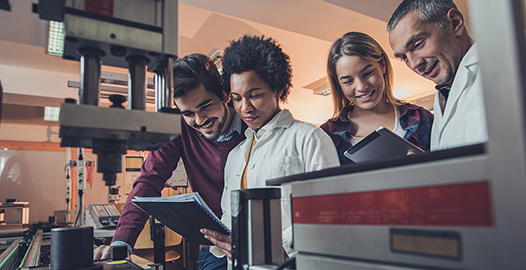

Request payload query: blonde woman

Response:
[321,32,434,165]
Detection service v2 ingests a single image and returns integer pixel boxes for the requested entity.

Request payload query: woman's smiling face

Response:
[335,54,387,111]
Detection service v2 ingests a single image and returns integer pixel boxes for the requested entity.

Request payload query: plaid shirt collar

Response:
[328,104,418,135]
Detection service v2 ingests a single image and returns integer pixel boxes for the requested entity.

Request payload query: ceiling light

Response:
[44,106,60,122]
[304,77,331,96]
[47,21,65,56]
[315,88,331,96]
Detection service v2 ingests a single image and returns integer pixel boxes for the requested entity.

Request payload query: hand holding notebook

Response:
[344,126,424,163]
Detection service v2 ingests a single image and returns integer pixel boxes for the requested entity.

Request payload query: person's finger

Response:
[202,229,233,259]
[203,234,231,251]
[206,237,231,259]
[93,247,102,260]
[93,245,112,260]
[201,228,231,243]
[101,246,112,260]
[220,248,232,260]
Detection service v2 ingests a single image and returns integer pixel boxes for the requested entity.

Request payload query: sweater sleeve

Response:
[111,136,183,248]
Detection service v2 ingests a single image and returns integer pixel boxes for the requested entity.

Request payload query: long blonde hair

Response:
[327,32,403,117]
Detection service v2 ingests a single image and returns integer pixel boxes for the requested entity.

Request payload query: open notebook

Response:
[132,192,230,245]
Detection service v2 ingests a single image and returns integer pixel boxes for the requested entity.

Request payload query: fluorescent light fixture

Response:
[44,106,60,122]
[47,21,65,56]
[393,88,407,99]
[315,88,331,96]
[304,77,331,96]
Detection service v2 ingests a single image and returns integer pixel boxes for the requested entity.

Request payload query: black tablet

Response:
[343,126,424,163]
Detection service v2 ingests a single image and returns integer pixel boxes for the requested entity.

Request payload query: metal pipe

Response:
[155,57,175,112]
[156,70,166,112]
[79,48,102,106]
[163,57,174,109]
[127,55,147,110]
[155,72,162,112]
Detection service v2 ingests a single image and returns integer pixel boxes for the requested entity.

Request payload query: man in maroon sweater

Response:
[94,54,246,270]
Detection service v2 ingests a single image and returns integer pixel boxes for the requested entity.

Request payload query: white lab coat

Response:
[211,109,340,260]
[431,43,488,150]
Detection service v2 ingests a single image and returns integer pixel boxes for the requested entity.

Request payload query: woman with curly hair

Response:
[201,35,339,264]
[321,32,434,165]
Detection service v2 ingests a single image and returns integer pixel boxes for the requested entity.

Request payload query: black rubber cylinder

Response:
[50,227,94,270]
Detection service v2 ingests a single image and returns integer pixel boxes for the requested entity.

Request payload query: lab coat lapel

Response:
[437,60,474,135]
[241,131,255,163]
[433,90,445,134]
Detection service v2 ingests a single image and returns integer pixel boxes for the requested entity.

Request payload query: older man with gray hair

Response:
[387,0,487,151]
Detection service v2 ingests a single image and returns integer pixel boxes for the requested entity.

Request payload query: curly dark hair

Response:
[172,53,225,100]
[222,35,293,102]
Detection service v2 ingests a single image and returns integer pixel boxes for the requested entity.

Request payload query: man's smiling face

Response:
[388,11,462,86]
[175,84,230,141]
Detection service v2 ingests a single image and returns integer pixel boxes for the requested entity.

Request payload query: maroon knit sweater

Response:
[112,117,246,248]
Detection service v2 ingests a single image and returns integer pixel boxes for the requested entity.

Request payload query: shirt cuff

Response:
[209,245,226,258]
[111,241,133,254]
[282,226,296,257]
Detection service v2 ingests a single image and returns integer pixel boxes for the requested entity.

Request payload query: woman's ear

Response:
[275,89,284,100]
[380,57,387,74]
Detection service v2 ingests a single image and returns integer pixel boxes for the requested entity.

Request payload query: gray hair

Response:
[387,0,458,31]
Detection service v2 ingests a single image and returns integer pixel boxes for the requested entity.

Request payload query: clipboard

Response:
[343,126,424,163]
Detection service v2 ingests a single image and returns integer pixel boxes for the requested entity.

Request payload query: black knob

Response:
[109,95,126,108]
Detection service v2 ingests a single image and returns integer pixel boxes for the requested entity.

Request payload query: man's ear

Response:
[447,8,465,37]
[223,92,231,104]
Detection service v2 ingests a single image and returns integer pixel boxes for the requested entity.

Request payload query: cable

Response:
[78,148,84,161]
[74,190,83,227]
[64,160,75,225]
[275,256,296,270]
[65,198,70,224]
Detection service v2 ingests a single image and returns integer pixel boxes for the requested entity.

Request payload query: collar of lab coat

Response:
[435,43,480,128]
[244,109,293,141]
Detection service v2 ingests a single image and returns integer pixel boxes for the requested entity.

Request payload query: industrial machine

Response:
[0,227,163,270]
[32,0,181,187]
[0,1,184,269]
[231,188,284,270]
[267,0,526,269]
[0,201,30,237]
[87,204,120,229]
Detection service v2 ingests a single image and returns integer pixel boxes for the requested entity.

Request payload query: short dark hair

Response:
[387,0,458,31]
[222,35,293,102]
[172,53,224,100]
